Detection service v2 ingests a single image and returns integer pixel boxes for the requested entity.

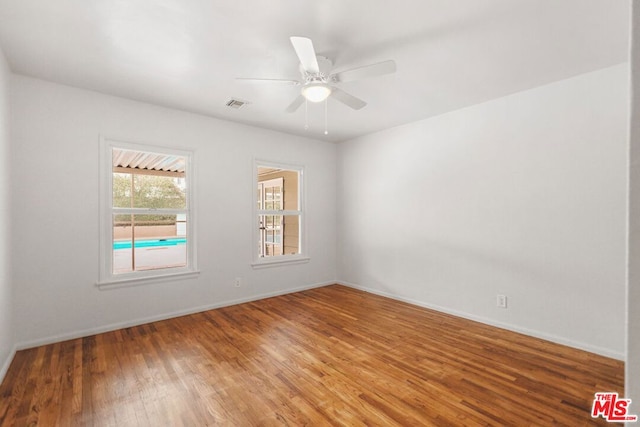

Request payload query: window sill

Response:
[96,270,200,290]
[251,256,310,269]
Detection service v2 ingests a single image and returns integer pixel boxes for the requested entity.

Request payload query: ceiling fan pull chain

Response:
[324,98,328,135]
[304,99,309,130]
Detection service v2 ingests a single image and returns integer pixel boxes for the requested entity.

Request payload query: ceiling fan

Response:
[237,36,396,113]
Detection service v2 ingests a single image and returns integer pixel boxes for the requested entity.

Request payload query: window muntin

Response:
[100,139,196,285]
[255,162,305,265]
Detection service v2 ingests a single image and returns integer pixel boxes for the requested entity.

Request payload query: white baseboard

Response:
[16,281,335,351]
[338,280,625,361]
[0,344,17,385]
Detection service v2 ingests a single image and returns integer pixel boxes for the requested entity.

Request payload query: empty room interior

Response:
[2,0,640,425]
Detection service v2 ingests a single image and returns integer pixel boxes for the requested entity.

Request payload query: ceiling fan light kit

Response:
[301,82,332,102]
[237,36,396,134]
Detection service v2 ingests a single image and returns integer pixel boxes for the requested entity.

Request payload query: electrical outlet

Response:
[497,294,507,308]
[234,277,242,287]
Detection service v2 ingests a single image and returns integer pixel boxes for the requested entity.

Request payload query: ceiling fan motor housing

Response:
[299,55,333,81]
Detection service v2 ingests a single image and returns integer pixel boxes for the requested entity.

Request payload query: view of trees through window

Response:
[113,173,186,226]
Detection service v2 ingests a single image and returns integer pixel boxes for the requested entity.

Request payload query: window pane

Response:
[113,214,187,274]
[113,173,133,208]
[113,173,186,209]
[257,214,299,257]
[281,215,299,255]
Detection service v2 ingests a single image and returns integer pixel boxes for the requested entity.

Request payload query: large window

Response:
[99,139,197,285]
[254,161,307,267]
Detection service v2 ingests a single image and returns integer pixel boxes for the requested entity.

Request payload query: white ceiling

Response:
[0,0,630,142]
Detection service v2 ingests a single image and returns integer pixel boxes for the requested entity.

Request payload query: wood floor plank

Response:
[0,285,625,426]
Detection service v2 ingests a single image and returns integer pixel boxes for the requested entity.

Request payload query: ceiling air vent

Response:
[226,98,249,109]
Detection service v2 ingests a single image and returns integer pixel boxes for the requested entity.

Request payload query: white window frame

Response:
[252,159,309,268]
[98,137,198,288]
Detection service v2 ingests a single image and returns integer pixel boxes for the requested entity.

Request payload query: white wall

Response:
[0,45,13,378]
[338,64,628,358]
[10,75,337,347]
[627,0,640,408]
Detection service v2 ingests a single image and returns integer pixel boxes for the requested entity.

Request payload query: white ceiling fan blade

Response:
[285,95,305,113]
[290,36,319,74]
[330,88,367,110]
[331,60,396,83]
[236,78,300,86]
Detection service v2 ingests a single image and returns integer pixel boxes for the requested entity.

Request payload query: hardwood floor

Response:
[0,285,624,426]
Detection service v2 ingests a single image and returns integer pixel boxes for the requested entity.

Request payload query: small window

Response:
[99,138,197,285]
[253,161,307,267]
